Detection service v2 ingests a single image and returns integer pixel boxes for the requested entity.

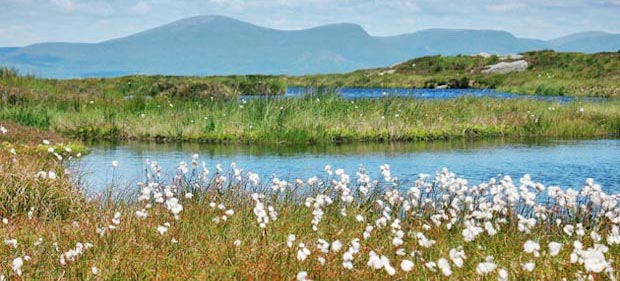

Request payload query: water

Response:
[241,87,606,102]
[76,138,620,193]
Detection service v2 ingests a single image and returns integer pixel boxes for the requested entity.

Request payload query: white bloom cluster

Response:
[342,239,361,270]
[59,242,93,266]
[252,193,277,229]
[305,194,333,231]
[367,251,396,276]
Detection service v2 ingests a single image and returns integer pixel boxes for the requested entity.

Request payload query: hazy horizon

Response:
[1,0,619,46]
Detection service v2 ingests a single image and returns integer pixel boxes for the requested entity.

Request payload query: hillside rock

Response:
[481,60,528,74]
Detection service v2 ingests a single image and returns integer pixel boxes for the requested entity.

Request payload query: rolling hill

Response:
[0,15,618,78]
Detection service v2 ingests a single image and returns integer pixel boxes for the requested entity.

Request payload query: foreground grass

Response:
[1,123,619,279]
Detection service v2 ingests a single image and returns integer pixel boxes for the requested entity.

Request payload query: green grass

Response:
[284,51,620,97]
[2,92,619,144]
[2,58,620,144]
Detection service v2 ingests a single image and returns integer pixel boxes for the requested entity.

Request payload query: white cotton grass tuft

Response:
[157,225,168,235]
[297,243,311,261]
[400,259,414,272]
[548,241,562,256]
[296,271,310,281]
[437,258,452,276]
[523,240,540,257]
[522,262,535,272]
[12,257,23,276]
[449,247,466,268]
[498,268,509,281]
[287,234,296,248]
[475,256,497,275]
[4,239,18,248]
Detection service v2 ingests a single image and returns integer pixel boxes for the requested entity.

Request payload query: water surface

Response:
[241,87,607,102]
[77,138,620,193]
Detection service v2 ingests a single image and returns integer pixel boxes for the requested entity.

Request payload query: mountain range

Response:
[0,15,619,78]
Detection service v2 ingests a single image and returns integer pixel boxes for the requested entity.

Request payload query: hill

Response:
[0,15,619,78]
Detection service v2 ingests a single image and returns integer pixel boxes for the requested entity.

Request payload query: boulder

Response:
[481,60,528,74]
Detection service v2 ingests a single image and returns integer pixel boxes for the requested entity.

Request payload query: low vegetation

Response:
[1,50,620,279]
[0,124,619,279]
[3,50,620,100]
[1,83,619,143]
[285,51,620,97]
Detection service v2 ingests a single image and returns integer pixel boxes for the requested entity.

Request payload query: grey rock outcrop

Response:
[481,60,528,74]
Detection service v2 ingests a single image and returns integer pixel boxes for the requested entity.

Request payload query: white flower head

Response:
[548,242,562,256]
[401,259,414,272]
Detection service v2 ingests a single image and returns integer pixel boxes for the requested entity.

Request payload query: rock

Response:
[481,60,528,74]
[378,69,396,76]
[435,85,449,89]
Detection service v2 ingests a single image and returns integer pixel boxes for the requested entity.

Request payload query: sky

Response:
[1,0,619,46]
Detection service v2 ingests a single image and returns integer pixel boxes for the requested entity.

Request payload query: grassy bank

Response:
[1,122,619,279]
[285,51,620,97]
[0,68,286,100]
[1,90,619,143]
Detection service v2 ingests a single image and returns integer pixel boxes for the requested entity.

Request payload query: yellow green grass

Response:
[0,132,619,279]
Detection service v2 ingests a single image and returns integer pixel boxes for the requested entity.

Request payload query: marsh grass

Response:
[3,62,618,144]
[1,144,620,279]
[4,94,618,144]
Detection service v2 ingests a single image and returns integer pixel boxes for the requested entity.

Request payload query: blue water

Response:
[77,139,620,193]
[241,87,606,102]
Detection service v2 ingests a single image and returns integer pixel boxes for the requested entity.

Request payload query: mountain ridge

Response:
[1,15,618,78]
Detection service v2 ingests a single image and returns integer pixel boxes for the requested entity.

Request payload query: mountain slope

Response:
[0,15,618,78]
[382,29,547,58]
[550,32,620,53]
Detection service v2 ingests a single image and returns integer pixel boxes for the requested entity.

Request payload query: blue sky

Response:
[1,0,619,46]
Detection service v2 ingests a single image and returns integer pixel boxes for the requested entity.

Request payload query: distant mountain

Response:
[549,32,620,53]
[0,47,19,58]
[0,15,618,78]
[383,29,548,58]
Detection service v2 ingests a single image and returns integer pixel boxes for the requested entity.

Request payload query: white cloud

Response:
[50,0,75,11]
[487,3,524,12]
[130,1,151,15]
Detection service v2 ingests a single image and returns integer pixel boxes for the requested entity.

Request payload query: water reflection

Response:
[77,138,620,193]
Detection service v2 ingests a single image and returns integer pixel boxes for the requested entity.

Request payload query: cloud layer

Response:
[0,0,618,46]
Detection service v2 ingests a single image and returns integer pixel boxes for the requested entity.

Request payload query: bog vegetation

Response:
[286,51,620,97]
[1,123,620,279]
[1,50,620,279]
[1,68,619,143]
